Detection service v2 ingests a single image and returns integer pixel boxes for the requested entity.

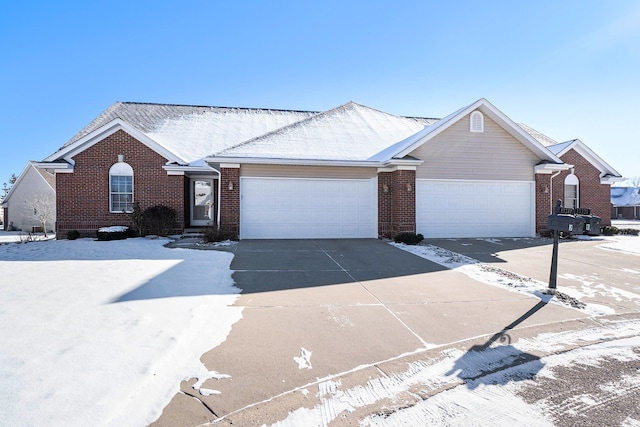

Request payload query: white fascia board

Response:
[43,119,185,165]
[206,157,383,168]
[475,100,563,163]
[162,164,219,176]
[34,161,74,173]
[394,105,471,159]
[1,162,32,203]
[602,176,627,185]
[556,139,623,178]
[393,98,563,163]
[534,163,573,174]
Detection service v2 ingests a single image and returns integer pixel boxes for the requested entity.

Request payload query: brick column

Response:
[535,173,552,234]
[391,169,416,235]
[219,165,240,237]
[377,172,393,237]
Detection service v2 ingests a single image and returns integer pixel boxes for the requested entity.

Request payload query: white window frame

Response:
[470,111,484,133]
[109,161,134,213]
[564,174,579,209]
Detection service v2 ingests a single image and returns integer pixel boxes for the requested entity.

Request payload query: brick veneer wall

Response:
[391,169,416,234]
[56,130,185,238]
[2,207,7,231]
[377,169,417,237]
[535,173,553,233]
[377,172,393,237]
[219,167,240,236]
[554,149,612,227]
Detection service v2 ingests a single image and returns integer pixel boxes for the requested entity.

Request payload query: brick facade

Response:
[377,169,416,237]
[56,130,185,238]
[535,173,553,233]
[219,166,240,236]
[555,149,612,227]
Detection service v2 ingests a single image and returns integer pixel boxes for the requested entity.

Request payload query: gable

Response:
[2,162,55,206]
[549,140,622,182]
[410,113,541,181]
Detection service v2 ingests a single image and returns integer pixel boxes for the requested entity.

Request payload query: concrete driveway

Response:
[153,238,602,426]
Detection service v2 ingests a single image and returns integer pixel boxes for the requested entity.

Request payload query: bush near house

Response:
[601,226,639,236]
[143,205,177,237]
[67,230,81,240]
[96,226,130,241]
[394,232,424,245]
[203,226,238,243]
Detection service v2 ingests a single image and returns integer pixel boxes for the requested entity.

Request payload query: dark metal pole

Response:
[548,200,562,290]
[549,228,559,289]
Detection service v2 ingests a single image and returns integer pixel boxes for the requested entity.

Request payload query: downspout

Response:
[549,170,562,213]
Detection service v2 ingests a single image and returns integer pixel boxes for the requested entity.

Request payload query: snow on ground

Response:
[266,318,640,427]
[0,231,55,244]
[390,234,640,316]
[0,236,242,427]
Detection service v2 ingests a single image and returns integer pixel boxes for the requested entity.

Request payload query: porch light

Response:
[406,183,412,192]
[228,181,234,191]
[383,184,389,193]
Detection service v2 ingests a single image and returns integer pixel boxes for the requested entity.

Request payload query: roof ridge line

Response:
[118,101,320,114]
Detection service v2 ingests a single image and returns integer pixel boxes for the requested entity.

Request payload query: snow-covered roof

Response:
[611,187,640,207]
[57,102,318,164]
[546,138,623,180]
[214,102,433,161]
[518,123,559,147]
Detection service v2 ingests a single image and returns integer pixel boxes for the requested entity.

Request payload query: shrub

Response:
[203,226,238,242]
[143,205,176,236]
[96,226,129,241]
[619,228,640,236]
[67,230,81,240]
[128,202,144,237]
[394,232,424,245]
[601,226,619,236]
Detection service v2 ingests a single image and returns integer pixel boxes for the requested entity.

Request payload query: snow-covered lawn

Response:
[0,237,242,426]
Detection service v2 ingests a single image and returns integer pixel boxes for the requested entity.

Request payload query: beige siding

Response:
[241,164,377,179]
[411,114,540,181]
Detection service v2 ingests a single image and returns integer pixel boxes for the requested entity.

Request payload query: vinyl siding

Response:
[411,114,540,181]
[240,164,377,179]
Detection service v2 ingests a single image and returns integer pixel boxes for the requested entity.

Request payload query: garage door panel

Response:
[417,180,533,238]
[241,178,377,239]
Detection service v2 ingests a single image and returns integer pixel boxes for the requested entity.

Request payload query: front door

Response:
[190,178,215,226]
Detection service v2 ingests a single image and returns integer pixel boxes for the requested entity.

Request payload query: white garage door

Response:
[240,177,377,239]
[416,180,534,238]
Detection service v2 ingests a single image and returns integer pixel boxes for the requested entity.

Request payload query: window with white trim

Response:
[564,174,579,209]
[470,111,484,132]
[109,160,134,213]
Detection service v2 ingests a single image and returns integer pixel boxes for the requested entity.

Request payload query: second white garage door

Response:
[240,177,378,239]
[416,180,534,238]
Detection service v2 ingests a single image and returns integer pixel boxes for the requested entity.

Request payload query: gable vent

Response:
[470,111,484,133]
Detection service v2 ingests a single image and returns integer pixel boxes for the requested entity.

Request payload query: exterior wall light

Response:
[228,181,234,191]
[406,183,412,192]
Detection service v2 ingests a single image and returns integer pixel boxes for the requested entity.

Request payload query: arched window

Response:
[564,174,579,209]
[470,111,484,133]
[109,158,134,213]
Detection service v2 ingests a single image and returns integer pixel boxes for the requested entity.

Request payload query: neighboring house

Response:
[1,161,56,232]
[38,98,622,239]
[611,187,640,219]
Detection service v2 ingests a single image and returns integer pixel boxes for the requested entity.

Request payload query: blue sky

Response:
[1,0,639,190]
